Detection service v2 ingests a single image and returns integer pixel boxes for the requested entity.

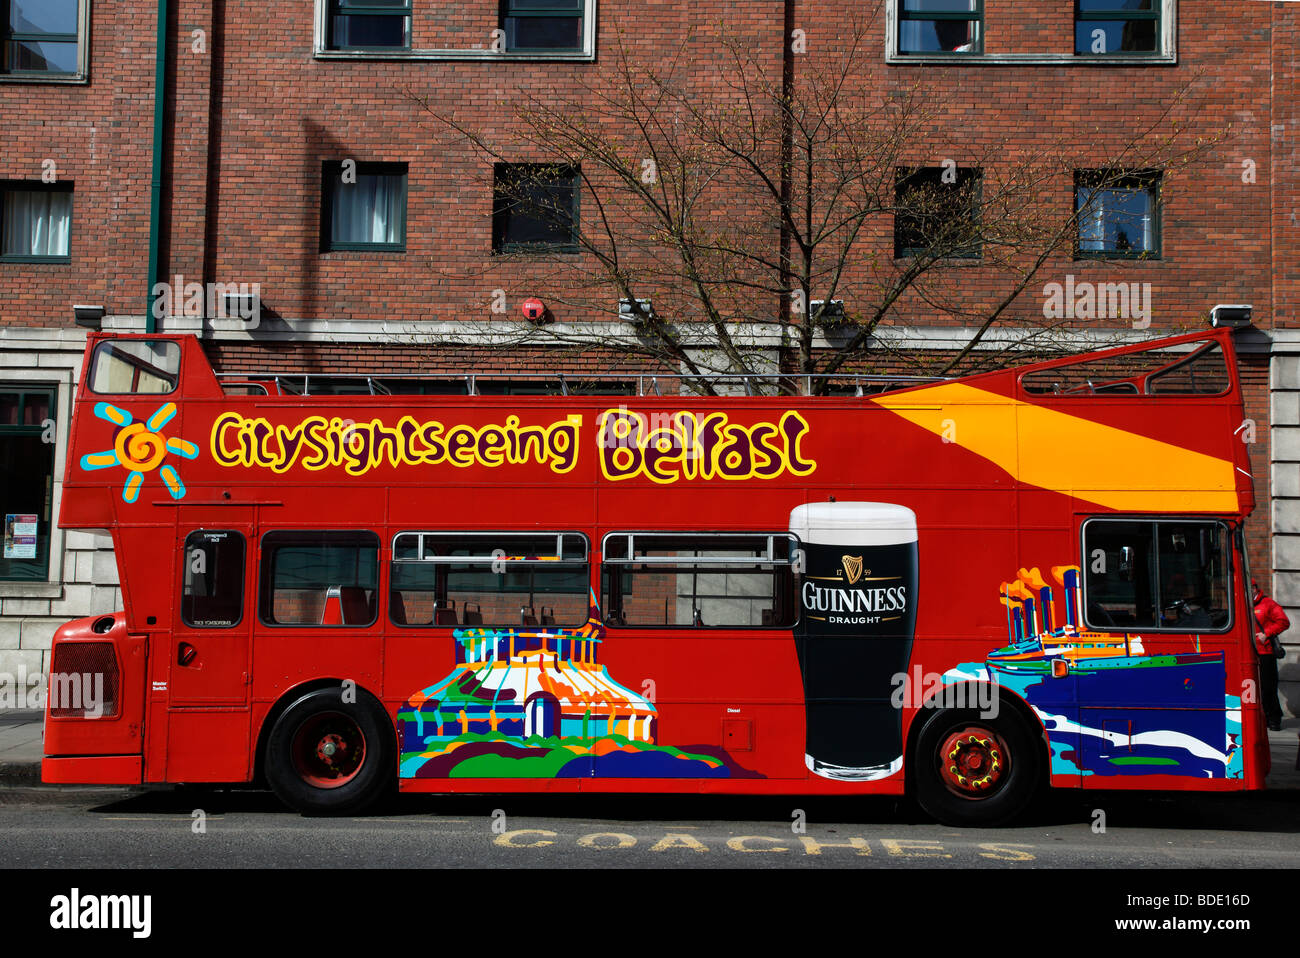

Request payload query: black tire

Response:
[911,705,1043,827]
[264,686,394,816]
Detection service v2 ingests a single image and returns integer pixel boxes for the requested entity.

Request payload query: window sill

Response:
[0,583,62,599]
[886,52,1175,66]
[313,48,594,62]
[0,257,72,265]
[321,246,407,255]
[0,72,87,84]
[1073,252,1162,262]
[495,246,581,256]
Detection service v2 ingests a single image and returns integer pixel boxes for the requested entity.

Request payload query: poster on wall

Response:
[3,514,38,559]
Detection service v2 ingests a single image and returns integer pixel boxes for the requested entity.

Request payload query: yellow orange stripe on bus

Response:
[873,383,1238,512]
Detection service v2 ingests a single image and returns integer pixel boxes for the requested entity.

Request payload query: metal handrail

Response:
[214,370,948,396]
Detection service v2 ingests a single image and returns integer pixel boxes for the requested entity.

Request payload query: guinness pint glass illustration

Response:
[789,502,918,780]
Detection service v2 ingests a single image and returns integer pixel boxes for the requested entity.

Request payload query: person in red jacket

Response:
[1252,579,1288,731]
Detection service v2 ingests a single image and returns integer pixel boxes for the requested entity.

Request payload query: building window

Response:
[1075,170,1160,259]
[0,182,72,262]
[327,0,411,50]
[500,0,584,52]
[894,166,982,259]
[1075,0,1159,56]
[0,386,55,581]
[322,161,407,252]
[898,0,981,55]
[3,0,80,74]
[492,163,580,253]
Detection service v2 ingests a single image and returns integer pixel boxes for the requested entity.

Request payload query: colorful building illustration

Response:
[398,595,754,778]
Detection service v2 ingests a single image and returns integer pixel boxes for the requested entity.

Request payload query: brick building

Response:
[1,0,1297,713]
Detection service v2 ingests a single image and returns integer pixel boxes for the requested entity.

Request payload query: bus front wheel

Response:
[265,687,394,816]
[912,706,1042,827]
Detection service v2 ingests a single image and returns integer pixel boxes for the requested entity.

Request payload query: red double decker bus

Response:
[43,328,1267,825]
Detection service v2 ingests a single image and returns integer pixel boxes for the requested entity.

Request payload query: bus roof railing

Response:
[212,371,951,397]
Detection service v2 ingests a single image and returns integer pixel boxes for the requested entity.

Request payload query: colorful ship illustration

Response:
[986,565,1226,683]
[945,564,1241,780]
[398,592,754,779]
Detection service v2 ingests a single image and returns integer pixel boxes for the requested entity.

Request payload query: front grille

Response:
[48,643,119,718]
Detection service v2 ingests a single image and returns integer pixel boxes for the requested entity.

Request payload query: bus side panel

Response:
[598,631,808,781]
[164,710,253,782]
[252,633,384,707]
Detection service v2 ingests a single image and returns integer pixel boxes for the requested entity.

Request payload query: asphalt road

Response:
[0,785,1297,869]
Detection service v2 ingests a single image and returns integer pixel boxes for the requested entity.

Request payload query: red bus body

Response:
[43,329,1268,819]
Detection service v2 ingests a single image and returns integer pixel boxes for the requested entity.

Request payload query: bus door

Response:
[171,516,253,706]
[1076,518,1237,782]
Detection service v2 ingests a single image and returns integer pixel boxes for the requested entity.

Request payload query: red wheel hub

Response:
[938,726,1009,797]
[291,712,367,789]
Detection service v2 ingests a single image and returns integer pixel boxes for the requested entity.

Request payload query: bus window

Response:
[601,532,797,628]
[182,530,245,628]
[258,531,379,626]
[89,340,181,395]
[389,532,588,628]
[1082,519,1231,632]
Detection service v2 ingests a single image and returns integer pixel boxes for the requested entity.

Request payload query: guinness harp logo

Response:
[841,555,864,585]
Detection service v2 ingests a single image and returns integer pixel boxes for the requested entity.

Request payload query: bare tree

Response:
[404,7,1224,394]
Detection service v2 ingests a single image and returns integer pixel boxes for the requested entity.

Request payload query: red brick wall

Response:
[0,3,159,325]
[984,3,1073,55]
[2,2,1280,332]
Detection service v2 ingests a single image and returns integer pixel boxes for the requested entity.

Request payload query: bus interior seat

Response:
[321,587,343,625]
[1086,602,1116,628]
[540,606,556,626]
[761,608,773,626]
[434,605,458,626]
[339,586,371,625]
[520,606,538,627]
[463,603,483,626]
[389,591,408,625]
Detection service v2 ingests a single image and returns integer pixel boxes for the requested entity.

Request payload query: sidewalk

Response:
[0,710,44,786]
[2,709,1298,790]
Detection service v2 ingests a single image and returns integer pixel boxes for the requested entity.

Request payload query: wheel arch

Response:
[252,678,392,786]
[904,680,1050,795]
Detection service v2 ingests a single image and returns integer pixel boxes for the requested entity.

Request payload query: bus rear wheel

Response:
[265,687,394,816]
[912,706,1042,827]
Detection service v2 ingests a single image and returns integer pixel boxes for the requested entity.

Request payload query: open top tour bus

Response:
[42,327,1266,825]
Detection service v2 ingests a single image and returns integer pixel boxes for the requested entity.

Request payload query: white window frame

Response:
[885,0,1176,66]
[313,0,596,62]
[0,0,92,84]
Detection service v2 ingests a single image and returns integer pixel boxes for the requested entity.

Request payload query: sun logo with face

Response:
[80,402,199,503]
